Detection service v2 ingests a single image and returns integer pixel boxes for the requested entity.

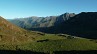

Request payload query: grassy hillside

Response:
[0,33,97,54]
[0,16,40,44]
[18,35,97,52]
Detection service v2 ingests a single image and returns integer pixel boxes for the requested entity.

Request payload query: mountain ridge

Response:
[8,13,75,28]
[8,12,97,39]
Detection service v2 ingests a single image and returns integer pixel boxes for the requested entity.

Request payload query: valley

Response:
[0,0,97,54]
[0,33,97,54]
[1,12,97,54]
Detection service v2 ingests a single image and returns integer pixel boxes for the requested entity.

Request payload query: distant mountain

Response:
[53,12,97,39]
[60,12,97,38]
[0,16,34,44]
[54,13,75,25]
[8,13,75,29]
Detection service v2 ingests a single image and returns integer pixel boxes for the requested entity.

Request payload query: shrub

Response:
[67,36,74,39]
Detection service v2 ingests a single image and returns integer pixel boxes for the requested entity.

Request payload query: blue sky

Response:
[0,0,97,19]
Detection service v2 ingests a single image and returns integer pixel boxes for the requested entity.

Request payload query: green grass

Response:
[35,34,66,40]
[18,38,97,52]
[0,33,97,53]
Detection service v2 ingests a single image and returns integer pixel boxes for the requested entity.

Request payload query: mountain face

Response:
[54,13,75,25]
[29,12,97,39]
[8,16,57,29]
[0,16,34,44]
[8,13,75,29]
[53,12,97,39]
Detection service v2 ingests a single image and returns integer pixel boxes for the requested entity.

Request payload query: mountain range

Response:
[8,13,75,28]
[8,12,97,39]
[1,12,97,53]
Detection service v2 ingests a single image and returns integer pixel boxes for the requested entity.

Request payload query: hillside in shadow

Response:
[54,50,97,54]
[0,50,44,54]
[0,50,97,54]
[28,12,97,39]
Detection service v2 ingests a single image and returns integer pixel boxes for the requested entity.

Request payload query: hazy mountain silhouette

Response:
[8,13,75,29]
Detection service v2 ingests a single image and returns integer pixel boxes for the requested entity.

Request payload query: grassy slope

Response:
[0,34,96,53]
[19,39,97,52]
[0,16,41,45]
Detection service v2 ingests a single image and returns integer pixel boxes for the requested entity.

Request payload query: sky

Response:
[0,0,97,19]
